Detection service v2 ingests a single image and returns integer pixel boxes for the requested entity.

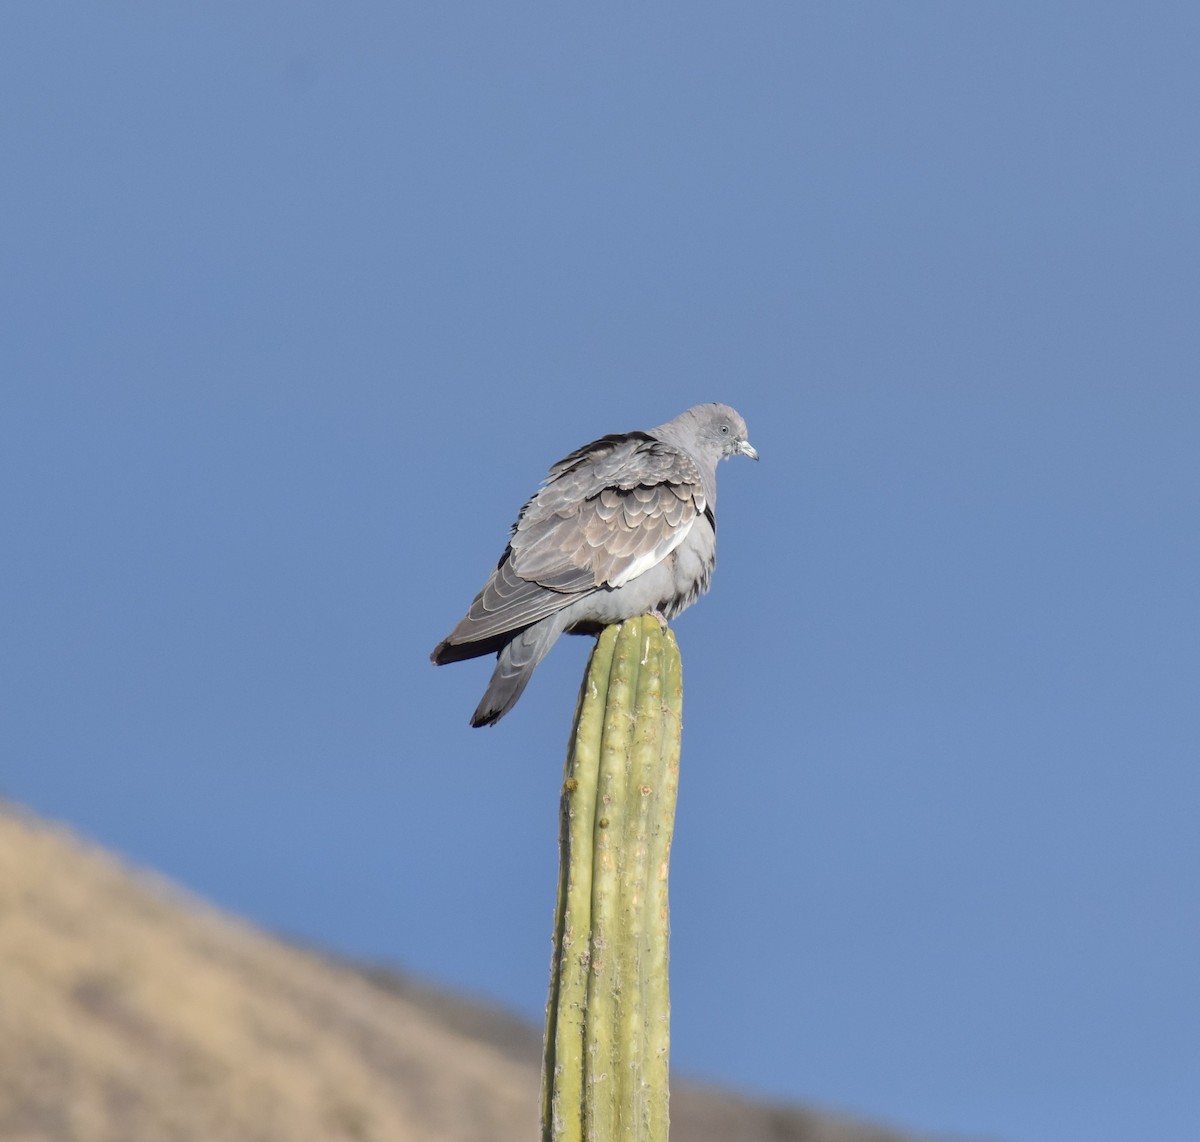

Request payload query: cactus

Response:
[542,615,684,1142]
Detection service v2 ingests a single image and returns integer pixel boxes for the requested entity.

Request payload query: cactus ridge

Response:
[542,615,682,1142]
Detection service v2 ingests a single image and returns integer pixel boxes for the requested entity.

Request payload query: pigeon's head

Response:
[689,403,759,463]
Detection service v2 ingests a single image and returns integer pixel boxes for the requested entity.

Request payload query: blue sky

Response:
[3,5,1198,1140]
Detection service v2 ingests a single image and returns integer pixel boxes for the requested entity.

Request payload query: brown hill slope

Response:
[0,801,943,1142]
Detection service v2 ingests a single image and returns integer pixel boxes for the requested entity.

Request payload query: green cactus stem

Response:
[542,614,683,1142]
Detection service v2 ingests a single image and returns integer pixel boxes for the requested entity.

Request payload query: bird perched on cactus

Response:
[431,403,758,726]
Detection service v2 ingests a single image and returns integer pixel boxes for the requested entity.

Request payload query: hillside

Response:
[0,801,945,1142]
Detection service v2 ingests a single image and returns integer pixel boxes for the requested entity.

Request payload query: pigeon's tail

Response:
[471,617,564,727]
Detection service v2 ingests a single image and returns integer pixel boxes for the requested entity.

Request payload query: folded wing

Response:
[432,432,705,658]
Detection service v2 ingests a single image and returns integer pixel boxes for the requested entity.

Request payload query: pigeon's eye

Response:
[719,424,730,434]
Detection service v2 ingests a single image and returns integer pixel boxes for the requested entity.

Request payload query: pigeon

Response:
[431,403,758,726]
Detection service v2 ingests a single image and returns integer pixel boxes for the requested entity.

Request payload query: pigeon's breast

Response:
[658,512,715,619]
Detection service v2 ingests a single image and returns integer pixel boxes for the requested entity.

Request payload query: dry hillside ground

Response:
[0,801,948,1142]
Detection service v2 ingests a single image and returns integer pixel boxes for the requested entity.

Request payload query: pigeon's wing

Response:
[433,432,706,654]
[513,432,706,588]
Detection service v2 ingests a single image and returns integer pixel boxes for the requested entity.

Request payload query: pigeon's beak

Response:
[737,439,760,461]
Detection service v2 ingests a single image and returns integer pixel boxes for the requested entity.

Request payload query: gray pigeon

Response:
[431,403,758,726]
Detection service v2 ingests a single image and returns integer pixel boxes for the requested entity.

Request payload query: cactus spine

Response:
[542,615,683,1142]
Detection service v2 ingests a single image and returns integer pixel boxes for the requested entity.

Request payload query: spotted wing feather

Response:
[432,432,705,655]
